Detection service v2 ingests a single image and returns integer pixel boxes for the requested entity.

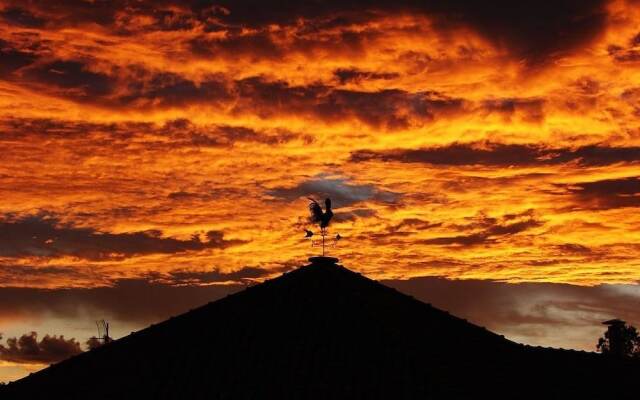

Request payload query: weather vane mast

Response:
[304,197,341,256]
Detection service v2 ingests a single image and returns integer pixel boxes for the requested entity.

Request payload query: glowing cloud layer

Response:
[1,0,640,380]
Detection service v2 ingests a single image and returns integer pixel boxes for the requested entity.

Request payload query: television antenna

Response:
[96,319,113,344]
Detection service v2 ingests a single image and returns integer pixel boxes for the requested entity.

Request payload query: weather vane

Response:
[304,197,341,256]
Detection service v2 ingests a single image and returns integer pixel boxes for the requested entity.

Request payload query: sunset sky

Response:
[1,0,640,382]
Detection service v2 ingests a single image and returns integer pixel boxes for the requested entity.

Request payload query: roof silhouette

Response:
[2,257,639,399]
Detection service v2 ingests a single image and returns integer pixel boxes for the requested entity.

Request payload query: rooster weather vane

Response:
[305,197,341,256]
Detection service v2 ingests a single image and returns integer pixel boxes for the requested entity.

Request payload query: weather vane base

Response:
[308,256,339,265]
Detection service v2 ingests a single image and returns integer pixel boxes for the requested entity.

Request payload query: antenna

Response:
[96,319,112,344]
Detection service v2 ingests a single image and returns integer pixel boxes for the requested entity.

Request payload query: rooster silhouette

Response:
[308,197,333,229]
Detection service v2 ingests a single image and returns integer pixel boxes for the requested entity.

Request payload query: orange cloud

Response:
[1,0,640,381]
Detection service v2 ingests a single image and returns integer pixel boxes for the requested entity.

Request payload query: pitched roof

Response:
[3,257,639,399]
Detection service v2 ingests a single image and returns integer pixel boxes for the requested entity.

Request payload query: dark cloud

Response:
[13,58,464,127]
[166,187,254,204]
[0,27,469,127]
[428,0,607,65]
[559,177,640,210]
[0,39,38,75]
[167,191,202,201]
[0,278,241,323]
[393,218,442,231]
[332,208,378,222]
[0,265,80,277]
[481,98,545,122]
[189,32,283,59]
[571,145,640,166]
[382,276,640,347]
[333,68,399,85]
[420,210,542,247]
[0,332,82,364]
[124,7,199,32]
[268,177,399,208]
[608,44,640,63]
[0,213,245,260]
[117,71,230,108]
[351,142,640,167]
[210,124,309,146]
[158,118,309,147]
[555,243,592,254]
[0,264,96,287]
[0,0,123,28]
[352,143,541,166]
[207,0,607,64]
[353,218,442,242]
[1,1,607,64]
[608,27,640,63]
[233,77,464,130]
[182,0,608,63]
[320,88,463,129]
[420,232,492,247]
[16,61,231,109]
[167,267,274,284]
[0,117,137,140]
[621,87,640,115]
[24,60,113,98]
[0,7,46,27]
[0,117,308,148]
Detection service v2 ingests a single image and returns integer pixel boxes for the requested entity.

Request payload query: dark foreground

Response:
[3,257,638,399]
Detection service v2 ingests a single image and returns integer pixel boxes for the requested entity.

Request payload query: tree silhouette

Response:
[597,319,640,358]
[86,336,103,350]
